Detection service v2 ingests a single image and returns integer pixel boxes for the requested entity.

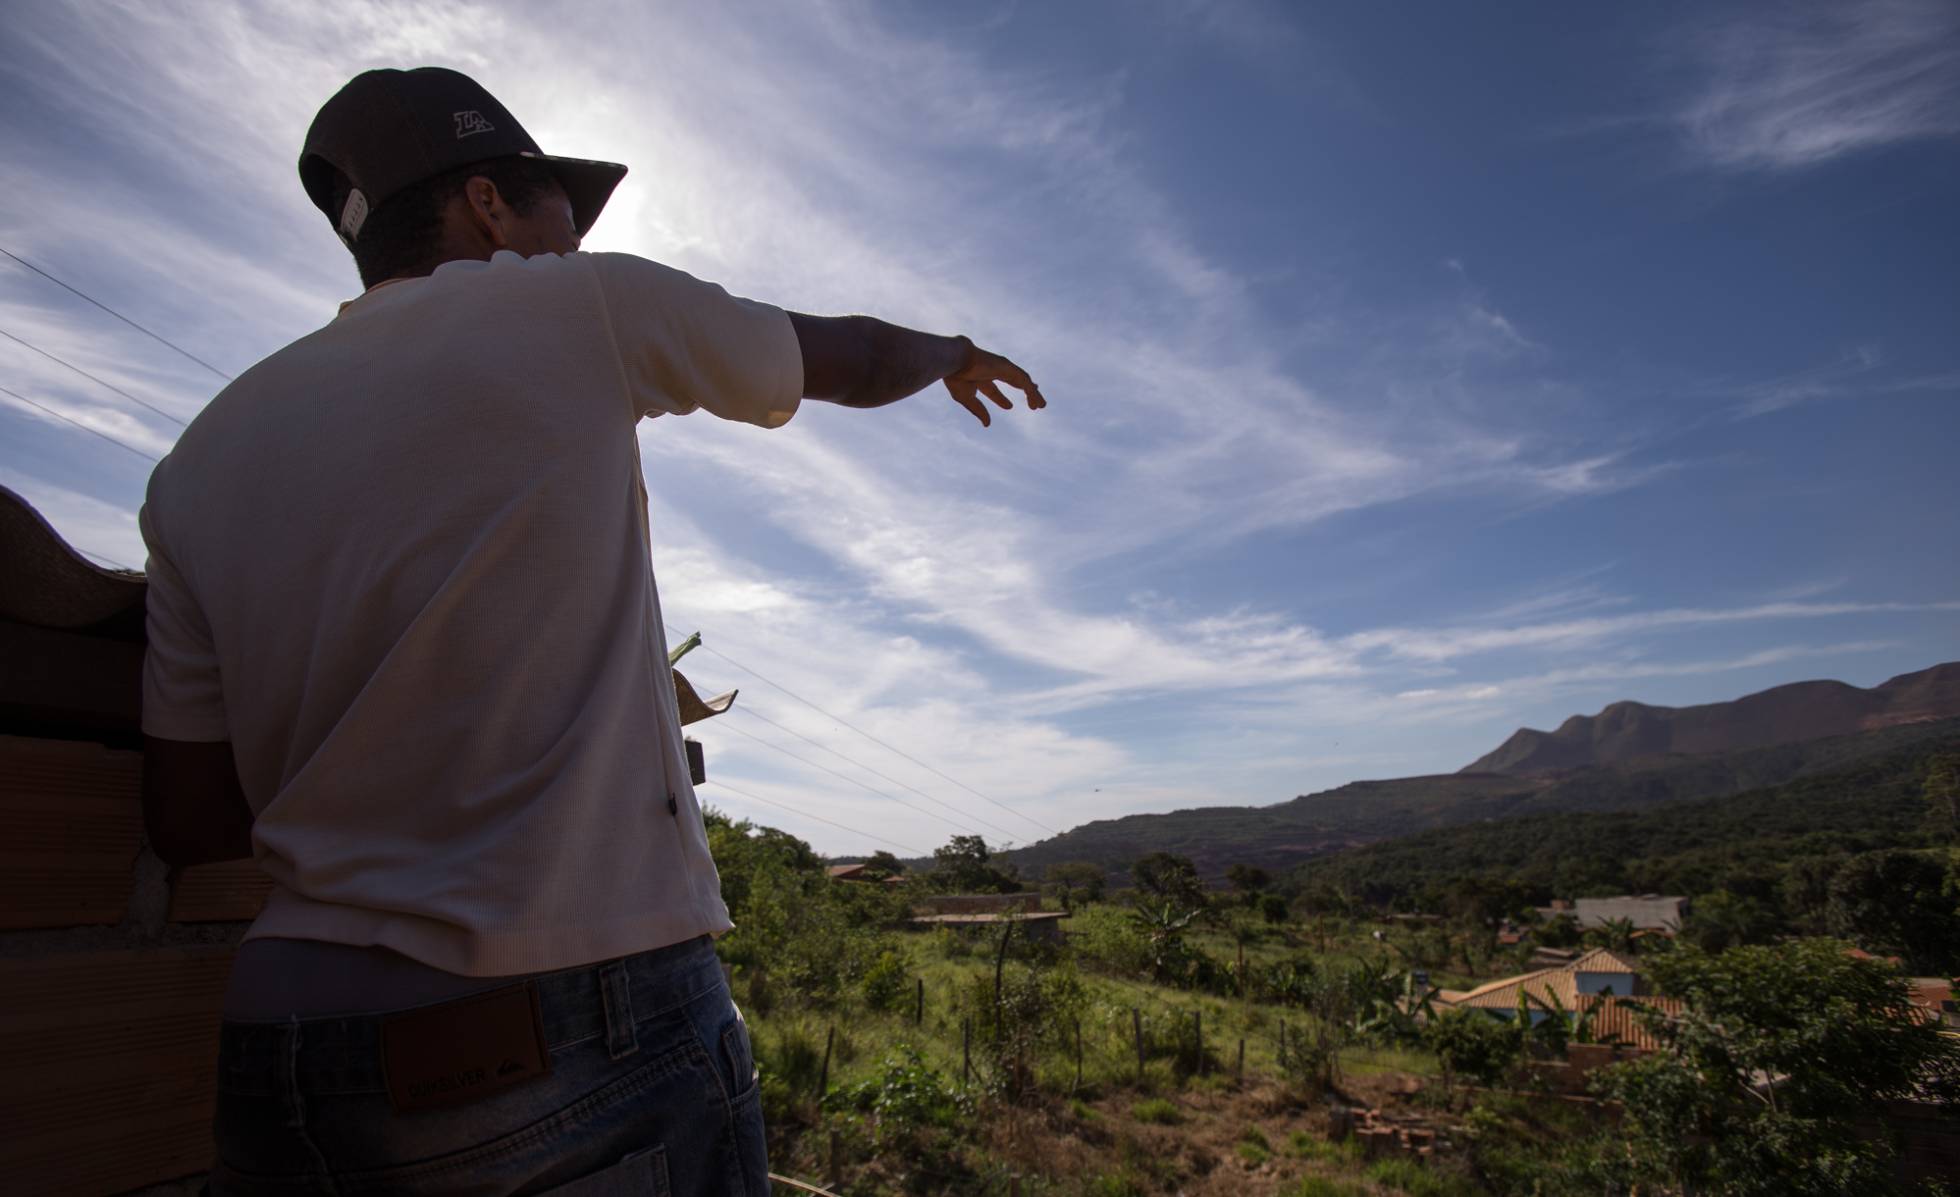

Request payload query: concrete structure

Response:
[1537,894,1688,932]
[910,894,1066,942]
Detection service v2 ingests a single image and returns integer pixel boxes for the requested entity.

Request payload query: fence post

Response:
[1010,1176,1022,1197]
[1194,1009,1204,1075]
[818,1026,834,1100]
[915,976,924,1027]
[962,1016,972,1088]
[1237,1037,1246,1082]
[828,1130,842,1189]
[1132,1007,1145,1085]
[1074,1017,1084,1092]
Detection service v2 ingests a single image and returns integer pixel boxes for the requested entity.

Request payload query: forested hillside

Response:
[1295,732,1960,973]
[1005,717,1960,882]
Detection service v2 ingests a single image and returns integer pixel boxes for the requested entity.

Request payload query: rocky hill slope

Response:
[1461,662,1960,776]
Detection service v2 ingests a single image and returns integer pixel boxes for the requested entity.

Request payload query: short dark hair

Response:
[337,156,559,288]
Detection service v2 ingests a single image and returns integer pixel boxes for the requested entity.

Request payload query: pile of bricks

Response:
[1328,1104,1447,1162]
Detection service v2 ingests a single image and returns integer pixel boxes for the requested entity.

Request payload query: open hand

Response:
[944,339,1047,427]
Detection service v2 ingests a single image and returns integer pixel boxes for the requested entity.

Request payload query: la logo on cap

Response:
[454,110,495,138]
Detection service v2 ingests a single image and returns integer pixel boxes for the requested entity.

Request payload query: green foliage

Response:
[1824,847,1960,972]
[860,948,912,1012]
[928,834,1022,893]
[1259,892,1290,923]
[1293,1178,1367,1197]
[706,810,905,1002]
[1926,752,1960,838]
[1365,1156,1477,1197]
[1130,851,1209,911]
[1225,863,1271,895]
[1083,1173,1146,1197]
[1423,1008,1522,1090]
[1683,887,1779,951]
[824,1046,966,1143]
[1300,733,1957,905]
[1045,860,1107,908]
[1592,938,1960,1195]
[1129,1096,1181,1125]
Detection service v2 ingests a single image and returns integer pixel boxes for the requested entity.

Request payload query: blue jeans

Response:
[210,937,768,1195]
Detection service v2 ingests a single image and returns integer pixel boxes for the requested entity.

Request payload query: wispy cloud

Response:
[1677,0,1960,171]
[1344,601,1959,664]
[1,2,1950,852]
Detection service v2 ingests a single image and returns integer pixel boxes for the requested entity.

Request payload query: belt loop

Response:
[281,1016,306,1130]
[600,960,638,1060]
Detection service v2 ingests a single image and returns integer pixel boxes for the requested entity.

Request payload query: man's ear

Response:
[460,176,511,250]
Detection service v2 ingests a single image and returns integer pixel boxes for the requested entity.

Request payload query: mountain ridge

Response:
[1461,661,1960,775]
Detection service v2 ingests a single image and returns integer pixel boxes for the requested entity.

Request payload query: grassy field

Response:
[736,907,1487,1195]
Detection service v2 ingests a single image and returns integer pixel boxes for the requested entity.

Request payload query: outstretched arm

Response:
[787,312,1046,427]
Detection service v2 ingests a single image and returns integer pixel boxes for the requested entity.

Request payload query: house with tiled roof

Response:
[1438,947,1681,1051]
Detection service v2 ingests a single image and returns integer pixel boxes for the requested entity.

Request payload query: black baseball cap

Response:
[300,67,627,245]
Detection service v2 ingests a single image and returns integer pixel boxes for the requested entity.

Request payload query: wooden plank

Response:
[170,859,273,923]
[0,948,232,1193]
[0,946,235,1033]
[0,736,143,928]
[4,1110,214,1197]
[0,621,143,732]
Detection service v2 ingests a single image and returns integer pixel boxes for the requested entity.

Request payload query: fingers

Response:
[945,380,991,427]
[948,343,1048,424]
[984,352,1046,409]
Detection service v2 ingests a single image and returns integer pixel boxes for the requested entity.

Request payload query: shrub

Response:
[1294,1177,1367,1197]
[1130,1096,1182,1125]
[823,1046,965,1143]
[1365,1157,1477,1197]
[860,949,911,1012]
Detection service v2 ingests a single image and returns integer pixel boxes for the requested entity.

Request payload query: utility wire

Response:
[709,718,999,842]
[0,382,161,463]
[0,327,189,428]
[0,244,234,381]
[75,546,138,572]
[729,703,1027,843]
[699,778,926,856]
[666,618,1060,837]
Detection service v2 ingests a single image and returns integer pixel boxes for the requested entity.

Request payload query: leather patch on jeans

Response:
[381,982,551,1112]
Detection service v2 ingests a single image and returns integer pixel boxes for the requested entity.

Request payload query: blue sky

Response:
[3,1,1956,857]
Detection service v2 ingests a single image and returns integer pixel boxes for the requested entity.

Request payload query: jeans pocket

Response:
[719,1014,757,1102]
[532,1144,668,1195]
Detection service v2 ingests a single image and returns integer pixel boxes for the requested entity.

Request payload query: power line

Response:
[699,778,926,856]
[75,546,138,572]
[711,637,1060,837]
[708,717,1000,843]
[0,382,161,463]
[728,703,1028,843]
[673,628,1061,837]
[0,244,234,381]
[0,327,189,428]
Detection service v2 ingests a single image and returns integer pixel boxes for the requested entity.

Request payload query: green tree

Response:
[1224,863,1270,905]
[1425,1008,1522,1096]
[1684,889,1779,952]
[1825,848,1960,973]
[1926,752,1960,839]
[1258,892,1290,924]
[860,850,906,880]
[1044,860,1106,909]
[927,835,1021,894]
[1583,915,1637,953]
[1594,939,1960,1195]
[1129,851,1207,912]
